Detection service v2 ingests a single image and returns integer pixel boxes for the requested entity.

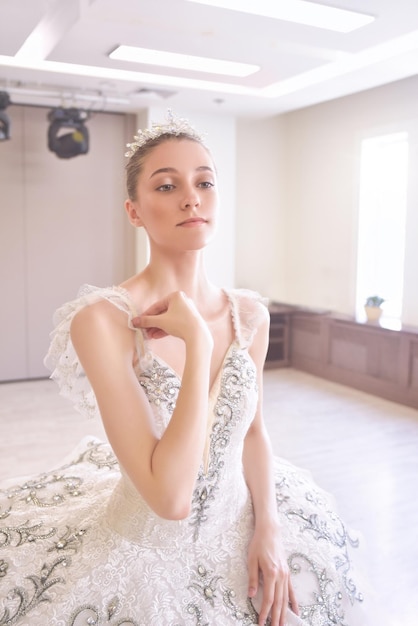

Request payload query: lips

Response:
[177,217,207,226]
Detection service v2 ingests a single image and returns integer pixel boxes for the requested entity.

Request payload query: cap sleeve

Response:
[44,284,150,419]
[227,288,269,349]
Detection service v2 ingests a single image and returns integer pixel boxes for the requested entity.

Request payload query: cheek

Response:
[138,201,171,235]
[209,194,219,217]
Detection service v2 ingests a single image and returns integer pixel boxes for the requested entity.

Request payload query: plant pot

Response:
[364,306,382,322]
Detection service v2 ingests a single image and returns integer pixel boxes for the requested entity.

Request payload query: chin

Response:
[181,230,217,251]
[183,242,211,252]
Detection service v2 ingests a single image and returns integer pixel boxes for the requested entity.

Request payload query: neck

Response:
[140,248,215,304]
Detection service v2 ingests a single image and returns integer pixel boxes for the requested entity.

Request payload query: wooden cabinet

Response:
[265,308,290,368]
[265,301,418,409]
[265,303,328,369]
[290,313,418,410]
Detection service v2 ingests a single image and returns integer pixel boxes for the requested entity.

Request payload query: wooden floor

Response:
[1,368,417,625]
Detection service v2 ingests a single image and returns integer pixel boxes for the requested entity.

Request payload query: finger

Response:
[131,314,168,330]
[247,556,259,599]
[132,315,169,341]
[134,314,166,329]
[279,583,288,626]
[131,316,148,330]
[144,291,188,317]
[267,579,285,626]
[258,582,276,626]
[288,580,299,616]
[144,327,168,339]
[141,299,169,316]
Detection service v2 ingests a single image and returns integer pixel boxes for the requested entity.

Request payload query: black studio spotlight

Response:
[0,91,11,141]
[47,107,89,158]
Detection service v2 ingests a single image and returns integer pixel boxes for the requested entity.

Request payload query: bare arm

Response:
[243,308,298,626]
[70,291,213,520]
[244,311,279,530]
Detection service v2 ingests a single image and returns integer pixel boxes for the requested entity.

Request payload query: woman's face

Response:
[127,138,218,252]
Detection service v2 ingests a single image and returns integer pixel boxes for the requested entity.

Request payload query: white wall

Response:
[236,75,418,326]
[236,116,287,300]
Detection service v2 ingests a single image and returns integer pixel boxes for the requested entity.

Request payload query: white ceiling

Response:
[1,0,418,117]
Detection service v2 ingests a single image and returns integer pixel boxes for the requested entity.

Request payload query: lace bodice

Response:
[108,345,258,545]
[44,284,268,422]
[44,285,267,545]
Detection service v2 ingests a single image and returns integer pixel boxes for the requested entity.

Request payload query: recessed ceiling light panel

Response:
[109,45,259,77]
[186,0,375,33]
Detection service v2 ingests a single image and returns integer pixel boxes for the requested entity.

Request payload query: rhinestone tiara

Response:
[125,109,206,158]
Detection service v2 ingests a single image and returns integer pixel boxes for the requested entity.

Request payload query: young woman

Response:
[0,114,369,626]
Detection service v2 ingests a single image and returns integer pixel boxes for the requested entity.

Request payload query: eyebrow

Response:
[149,165,214,179]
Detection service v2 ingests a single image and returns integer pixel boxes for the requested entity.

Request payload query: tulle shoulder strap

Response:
[44,284,149,419]
[226,288,269,349]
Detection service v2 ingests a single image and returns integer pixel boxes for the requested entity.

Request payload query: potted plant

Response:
[364,295,385,321]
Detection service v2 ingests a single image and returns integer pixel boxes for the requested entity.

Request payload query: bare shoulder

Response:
[232,290,269,361]
[71,297,121,329]
[251,297,270,325]
[70,298,133,354]
[232,288,270,329]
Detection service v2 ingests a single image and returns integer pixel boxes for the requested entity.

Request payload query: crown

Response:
[125,109,205,158]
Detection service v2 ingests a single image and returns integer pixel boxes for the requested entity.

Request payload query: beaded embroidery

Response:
[1,441,117,516]
[189,350,257,540]
[289,552,348,625]
[138,359,180,411]
[68,598,139,626]
[185,563,263,626]
[0,556,70,625]
[286,499,363,605]
[0,521,56,548]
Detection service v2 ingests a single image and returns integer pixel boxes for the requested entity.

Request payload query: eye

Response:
[198,181,215,189]
[156,183,175,192]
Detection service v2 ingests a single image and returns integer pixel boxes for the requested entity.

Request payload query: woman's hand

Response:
[132,291,212,346]
[247,525,299,626]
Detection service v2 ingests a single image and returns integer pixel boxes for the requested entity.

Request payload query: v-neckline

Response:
[151,339,238,397]
[123,286,239,394]
[112,285,249,475]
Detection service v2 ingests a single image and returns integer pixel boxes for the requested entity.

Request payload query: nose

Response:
[181,186,200,210]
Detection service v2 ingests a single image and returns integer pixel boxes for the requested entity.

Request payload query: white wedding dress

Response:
[0,286,371,626]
